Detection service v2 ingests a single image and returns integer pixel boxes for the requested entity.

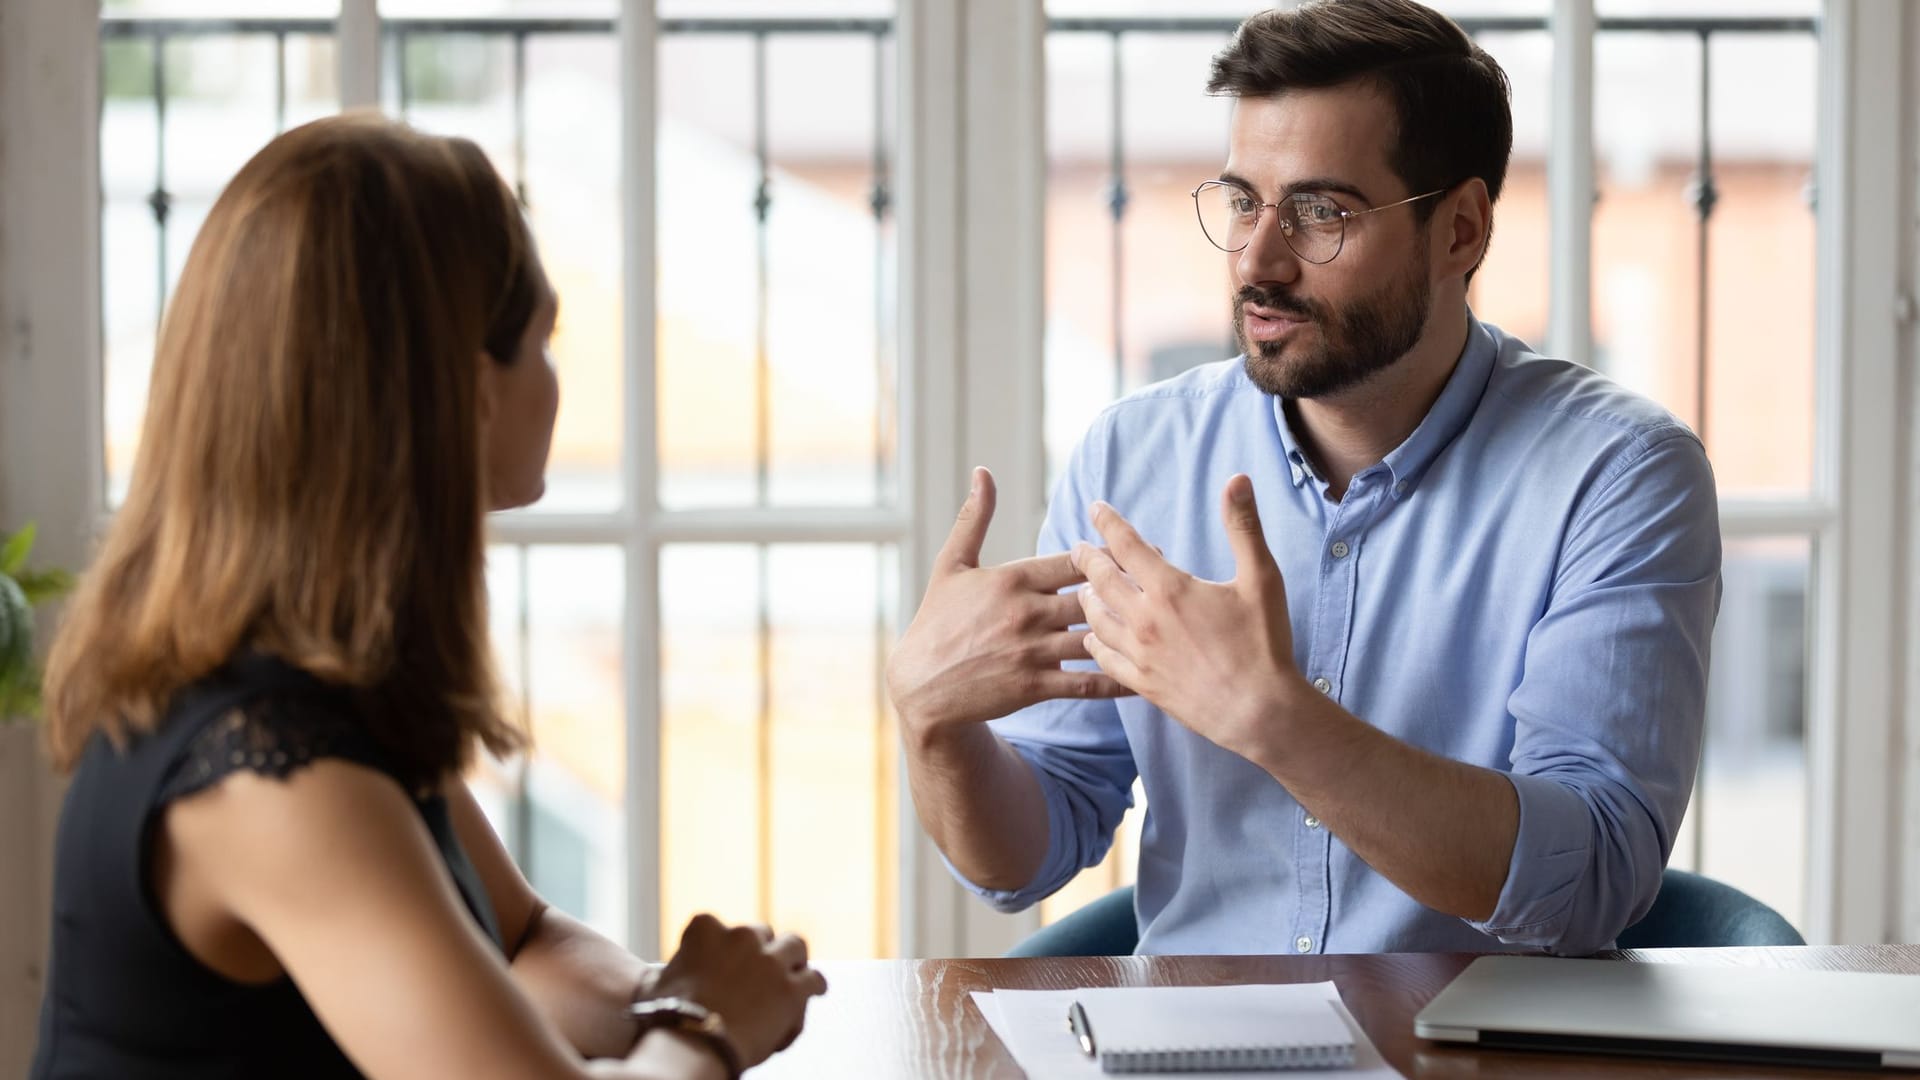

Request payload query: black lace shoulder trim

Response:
[157,690,395,806]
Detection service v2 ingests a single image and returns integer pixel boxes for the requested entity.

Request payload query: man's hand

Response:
[1071,474,1306,766]
[887,467,1132,741]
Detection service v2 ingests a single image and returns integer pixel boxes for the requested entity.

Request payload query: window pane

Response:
[1045,1,1263,13]
[1045,0,1547,12]
[382,0,612,15]
[1593,29,1817,496]
[1464,31,1550,347]
[483,544,628,946]
[526,545,628,941]
[106,0,337,13]
[394,28,625,513]
[766,545,895,958]
[660,544,898,958]
[101,29,338,502]
[472,544,528,862]
[658,29,897,509]
[659,1,891,16]
[1669,535,1810,935]
[660,545,762,946]
[1599,0,1814,15]
[1045,29,1236,486]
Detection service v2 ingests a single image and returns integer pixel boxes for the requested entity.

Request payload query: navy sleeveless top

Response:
[31,654,504,1079]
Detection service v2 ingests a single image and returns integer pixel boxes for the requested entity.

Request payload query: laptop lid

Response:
[1415,955,1920,1070]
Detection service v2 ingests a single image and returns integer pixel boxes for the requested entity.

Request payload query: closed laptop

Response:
[1416,955,1920,1070]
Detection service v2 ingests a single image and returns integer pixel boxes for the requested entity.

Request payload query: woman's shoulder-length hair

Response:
[44,113,537,786]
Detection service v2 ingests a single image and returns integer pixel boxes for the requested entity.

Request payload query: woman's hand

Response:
[648,915,828,1069]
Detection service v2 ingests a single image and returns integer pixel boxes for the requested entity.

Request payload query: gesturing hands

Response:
[1071,474,1307,766]
[886,467,1132,740]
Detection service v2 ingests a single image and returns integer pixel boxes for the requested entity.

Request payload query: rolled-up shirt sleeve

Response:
[1468,428,1721,954]
[946,415,1141,912]
[949,699,1138,912]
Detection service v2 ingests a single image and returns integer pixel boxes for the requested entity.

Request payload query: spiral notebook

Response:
[1074,985,1356,1073]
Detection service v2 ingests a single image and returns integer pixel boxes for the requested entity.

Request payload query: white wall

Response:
[0,0,101,1071]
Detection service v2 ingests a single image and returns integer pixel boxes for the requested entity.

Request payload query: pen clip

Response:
[1068,999,1097,1058]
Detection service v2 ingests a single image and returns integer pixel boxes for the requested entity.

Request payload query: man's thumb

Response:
[939,467,997,569]
[1220,474,1277,585]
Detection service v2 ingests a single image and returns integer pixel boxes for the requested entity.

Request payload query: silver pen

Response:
[1068,999,1097,1058]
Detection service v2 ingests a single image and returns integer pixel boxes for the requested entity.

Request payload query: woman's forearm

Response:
[585,1031,728,1080]
[511,905,660,1060]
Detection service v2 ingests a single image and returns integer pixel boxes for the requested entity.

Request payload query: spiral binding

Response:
[1102,1041,1356,1073]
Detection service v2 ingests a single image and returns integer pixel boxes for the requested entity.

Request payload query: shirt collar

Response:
[1272,315,1499,499]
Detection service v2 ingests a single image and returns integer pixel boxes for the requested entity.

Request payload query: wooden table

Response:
[752,946,1920,1078]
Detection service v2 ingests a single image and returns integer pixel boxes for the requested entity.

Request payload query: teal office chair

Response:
[1613,868,1804,949]
[1005,868,1804,957]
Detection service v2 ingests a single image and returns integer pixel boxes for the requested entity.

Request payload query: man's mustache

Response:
[1236,285,1322,322]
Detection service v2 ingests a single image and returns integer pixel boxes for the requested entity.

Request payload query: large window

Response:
[82,0,1900,954]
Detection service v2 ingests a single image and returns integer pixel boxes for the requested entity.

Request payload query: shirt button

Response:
[1311,677,1332,694]
[1295,936,1314,953]
[1304,815,1320,829]
[1329,540,1350,559]
[1394,481,1410,497]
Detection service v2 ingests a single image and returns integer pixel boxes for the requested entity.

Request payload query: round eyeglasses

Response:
[1190,180,1446,264]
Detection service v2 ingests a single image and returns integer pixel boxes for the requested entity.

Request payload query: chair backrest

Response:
[1615,867,1805,949]
[1005,885,1139,958]
[1005,868,1805,957]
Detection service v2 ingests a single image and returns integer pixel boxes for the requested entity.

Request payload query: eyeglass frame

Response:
[1189,179,1449,264]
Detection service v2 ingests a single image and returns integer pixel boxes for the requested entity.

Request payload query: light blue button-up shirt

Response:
[956,317,1721,956]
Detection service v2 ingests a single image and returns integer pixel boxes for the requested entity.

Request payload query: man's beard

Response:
[1235,246,1433,400]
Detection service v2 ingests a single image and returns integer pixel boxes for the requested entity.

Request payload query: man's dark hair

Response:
[1208,0,1513,269]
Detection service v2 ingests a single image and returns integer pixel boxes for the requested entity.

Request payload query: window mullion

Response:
[621,0,664,962]
[895,0,966,962]
[337,0,380,109]
[953,0,1048,961]
[1547,0,1594,371]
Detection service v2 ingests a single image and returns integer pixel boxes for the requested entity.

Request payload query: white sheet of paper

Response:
[968,981,1405,1080]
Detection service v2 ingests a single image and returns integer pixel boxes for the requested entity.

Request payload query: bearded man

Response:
[886,0,1721,957]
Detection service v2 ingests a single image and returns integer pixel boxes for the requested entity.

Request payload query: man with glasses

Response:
[888,0,1720,956]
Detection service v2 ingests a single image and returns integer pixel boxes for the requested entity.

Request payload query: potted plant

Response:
[1,522,72,722]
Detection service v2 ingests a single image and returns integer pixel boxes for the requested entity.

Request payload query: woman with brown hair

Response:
[30,113,822,1080]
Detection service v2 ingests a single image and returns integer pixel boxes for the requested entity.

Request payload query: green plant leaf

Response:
[0,664,40,722]
[15,568,74,606]
[0,574,27,682]
[0,522,35,577]
[0,662,20,721]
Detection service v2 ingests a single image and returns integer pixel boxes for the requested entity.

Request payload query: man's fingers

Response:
[1028,629,1098,664]
[1031,591,1090,630]
[1080,633,1143,691]
[1218,474,1280,591]
[1088,502,1173,584]
[1070,542,1141,602]
[1031,666,1136,701]
[936,467,997,571]
[1075,583,1128,646]
[1009,550,1088,593]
